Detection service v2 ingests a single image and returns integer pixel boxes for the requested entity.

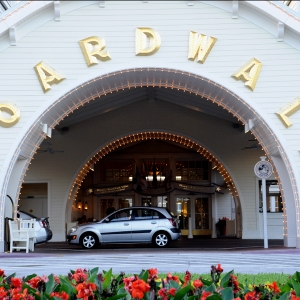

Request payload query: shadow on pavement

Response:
[34,236,285,253]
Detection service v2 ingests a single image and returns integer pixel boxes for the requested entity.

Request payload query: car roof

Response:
[118,206,167,210]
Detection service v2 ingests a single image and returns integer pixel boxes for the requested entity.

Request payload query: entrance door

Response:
[176,196,210,235]
[195,197,209,230]
[176,197,191,231]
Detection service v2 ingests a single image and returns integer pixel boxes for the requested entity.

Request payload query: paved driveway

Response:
[1,238,300,278]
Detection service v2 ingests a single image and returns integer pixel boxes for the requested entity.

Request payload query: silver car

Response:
[17,211,53,244]
[67,207,181,249]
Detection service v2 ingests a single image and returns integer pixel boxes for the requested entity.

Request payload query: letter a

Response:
[34,61,65,93]
[136,28,161,55]
[232,58,262,91]
[188,31,217,63]
[79,36,111,67]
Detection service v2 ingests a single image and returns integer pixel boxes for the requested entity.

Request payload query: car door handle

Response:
[124,223,130,226]
[151,221,157,224]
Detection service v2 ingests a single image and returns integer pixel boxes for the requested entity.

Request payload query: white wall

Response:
[0,1,299,243]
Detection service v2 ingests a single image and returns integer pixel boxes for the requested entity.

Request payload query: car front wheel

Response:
[80,233,98,249]
[153,232,170,247]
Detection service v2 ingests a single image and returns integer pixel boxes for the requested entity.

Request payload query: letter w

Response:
[188,31,217,63]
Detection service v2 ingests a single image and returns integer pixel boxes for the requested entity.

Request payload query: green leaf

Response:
[139,269,149,282]
[206,294,223,300]
[23,274,37,282]
[278,291,291,300]
[221,287,234,300]
[45,274,56,294]
[106,293,127,300]
[205,283,217,293]
[90,267,99,276]
[187,296,198,300]
[103,268,113,290]
[293,272,300,283]
[59,276,77,295]
[291,278,300,297]
[220,270,234,288]
[202,278,213,286]
[174,283,191,300]
[281,283,292,293]
[88,272,98,284]
[169,280,181,290]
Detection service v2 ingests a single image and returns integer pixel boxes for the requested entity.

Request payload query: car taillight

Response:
[39,220,45,228]
[168,218,176,227]
[39,219,49,229]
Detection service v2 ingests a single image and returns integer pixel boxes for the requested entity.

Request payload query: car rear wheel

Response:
[153,232,170,247]
[80,233,98,249]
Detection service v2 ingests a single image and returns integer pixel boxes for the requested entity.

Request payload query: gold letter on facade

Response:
[34,61,65,93]
[136,28,161,55]
[79,36,111,67]
[232,58,262,91]
[188,31,217,63]
[276,97,300,128]
[0,102,20,127]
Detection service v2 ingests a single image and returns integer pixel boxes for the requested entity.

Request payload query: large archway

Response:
[66,130,243,237]
[1,68,298,248]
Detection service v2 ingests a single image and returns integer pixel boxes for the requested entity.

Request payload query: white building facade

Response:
[0,1,300,252]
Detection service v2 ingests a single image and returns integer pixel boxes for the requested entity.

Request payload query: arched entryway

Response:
[1,68,298,248]
[66,131,242,238]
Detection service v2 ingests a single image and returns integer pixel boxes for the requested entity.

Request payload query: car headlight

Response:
[69,226,78,233]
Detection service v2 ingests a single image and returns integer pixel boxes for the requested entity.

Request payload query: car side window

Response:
[110,210,132,222]
[134,209,164,220]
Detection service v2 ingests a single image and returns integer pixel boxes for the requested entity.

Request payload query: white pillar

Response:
[270,196,276,212]
[262,177,268,248]
[188,217,193,238]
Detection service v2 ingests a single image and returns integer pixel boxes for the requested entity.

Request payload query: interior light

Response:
[77,199,82,209]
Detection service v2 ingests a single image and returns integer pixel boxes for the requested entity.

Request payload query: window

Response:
[101,161,133,182]
[176,160,208,181]
[110,209,132,221]
[133,209,163,220]
[259,180,283,212]
[157,196,168,207]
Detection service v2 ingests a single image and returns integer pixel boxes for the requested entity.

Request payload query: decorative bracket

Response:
[54,1,60,21]
[9,27,16,46]
[232,1,238,19]
[277,22,284,42]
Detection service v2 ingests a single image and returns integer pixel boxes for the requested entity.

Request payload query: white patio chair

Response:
[19,219,35,251]
[8,219,35,253]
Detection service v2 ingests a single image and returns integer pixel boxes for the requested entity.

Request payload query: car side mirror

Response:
[104,218,110,222]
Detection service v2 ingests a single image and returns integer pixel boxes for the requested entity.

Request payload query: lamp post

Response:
[254,156,273,248]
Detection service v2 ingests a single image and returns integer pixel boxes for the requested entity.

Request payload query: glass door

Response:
[195,197,209,230]
[176,196,210,235]
[176,197,191,232]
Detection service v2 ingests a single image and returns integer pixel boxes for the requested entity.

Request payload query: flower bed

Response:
[0,265,298,299]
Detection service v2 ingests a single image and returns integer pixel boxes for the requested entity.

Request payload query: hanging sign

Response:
[254,160,273,178]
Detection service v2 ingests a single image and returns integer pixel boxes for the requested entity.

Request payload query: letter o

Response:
[0,102,21,127]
